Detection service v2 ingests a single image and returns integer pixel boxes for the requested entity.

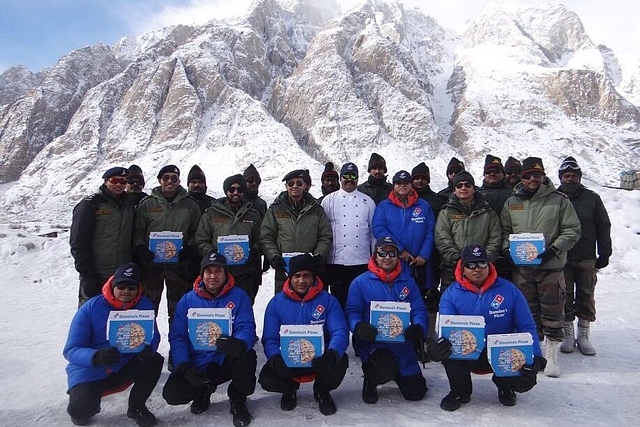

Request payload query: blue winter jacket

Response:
[440,261,543,356]
[345,259,428,377]
[169,273,256,370]
[63,278,160,391]
[262,277,349,360]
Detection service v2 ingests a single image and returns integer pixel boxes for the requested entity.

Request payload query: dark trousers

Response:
[323,264,368,309]
[67,353,164,422]
[443,350,517,397]
[258,354,349,394]
[163,350,257,404]
[143,264,193,326]
[78,272,109,307]
[563,259,597,322]
[363,348,426,401]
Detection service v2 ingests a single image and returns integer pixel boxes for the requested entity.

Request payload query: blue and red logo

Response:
[490,294,504,309]
[399,287,410,300]
[226,301,236,310]
[313,305,325,319]
[412,207,422,217]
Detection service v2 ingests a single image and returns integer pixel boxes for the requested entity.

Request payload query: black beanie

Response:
[157,165,180,179]
[446,157,465,174]
[187,165,206,184]
[289,254,318,277]
[411,162,430,178]
[243,164,261,181]
[522,157,545,175]
[368,153,387,173]
[321,162,339,180]
[453,171,475,187]
[223,174,246,193]
[127,164,145,185]
[504,156,522,172]
[484,155,504,172]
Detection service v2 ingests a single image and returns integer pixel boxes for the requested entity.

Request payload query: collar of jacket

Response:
[453,260,498,294]
[388,187,419,208]
[102,276,142,310]
[193,273,236,299]
[282,276,325,301]
[367,257,402,284]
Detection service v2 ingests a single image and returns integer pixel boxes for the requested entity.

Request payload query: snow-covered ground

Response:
[1,182,639,426]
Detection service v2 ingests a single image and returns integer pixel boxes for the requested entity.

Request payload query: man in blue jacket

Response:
[259,254,349,416]
[345,236,429,404]
[429,244,546,411]
[63,263,164,427]
[162,250,257,427]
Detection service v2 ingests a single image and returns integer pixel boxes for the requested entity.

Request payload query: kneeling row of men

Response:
[63,238,546,427]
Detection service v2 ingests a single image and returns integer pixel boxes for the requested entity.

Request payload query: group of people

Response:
[64,152,612,425]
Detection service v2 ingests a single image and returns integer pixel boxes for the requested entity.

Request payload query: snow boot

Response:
[543,340,561,378]
[560,321,576,353]
[440,392,471,411]
[127,404,158,427]
[498,388,517,406]
[362,378,378,404]
[577,319,596,356]
[230,399,252,426]
[314,390,337,415]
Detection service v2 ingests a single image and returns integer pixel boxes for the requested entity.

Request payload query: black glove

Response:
[427,337,452,362]
[313,254,326,273]
[423,287,441,312]
[177,364,210,389]
[355,321,378,343]
[136,345,154,363]
[537,246,558,265]
[595,257,609,269]
[502,248,515,265]
[403,324,424,347]
[215,336,246,358]
[91,346,121,367]
[268,355,292,379]
[271,255,285,270]
[134,244,155,265]
[311,349,339,374]
[80,273,101,299]
[513,355,547,393]
[262,256,271,273]
[178,245,194,262]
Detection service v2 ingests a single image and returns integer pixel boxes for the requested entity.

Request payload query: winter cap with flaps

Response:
[375,235,400,251]
[321,162,339,180]
[452,171,475,187]
[521,157,545,175]
[102,167,129,179]
[484,155,504,172]
[558,156,582,179]
[157,165,180,179]
[504,156,522,172]
[446,157,465,174]
[288,253,318,277]
[243,164,261,181]
[282,169,306,182]
[461,244,489,264]
[223,174,246,193]
[127,164,145,185]
[392,170,412,184]
[411,162,430,178]
[368,152,387,173]
[113,262,142,286]
[200,250,227,276]
[340,162,359,177]
[187,165,206,184]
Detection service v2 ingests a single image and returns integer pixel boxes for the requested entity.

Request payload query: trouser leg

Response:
[67,382,102,422]
[314,354,349,393]
[572,259,597,322]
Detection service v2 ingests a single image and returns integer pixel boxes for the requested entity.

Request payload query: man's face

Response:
[505,168,521,187]
[560,171,581,185]
[160,173,180,196]
[340,173,358,192]
[290,270,315,297]
[188,179,206,194]
[454,181,474,203]
[322,177,339,193]
[286,178,305,200]
[105,176,126,196]
[113,283,139,303]
[203,265,226,294]
[412,175,429,189]
[226,184,244,204]
[375,245,399,272]
[393,181,412,198]
[483,168,504,185]
[521,171,544,192]
[246,176,261,191]
[369,167,386,179]
[126,177,144,194]
[463,261,489,286]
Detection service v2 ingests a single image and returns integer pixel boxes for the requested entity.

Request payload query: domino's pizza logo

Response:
[226,301,236,310]
[412,207,422,217]
[399,287,410,300]
[490,294,504,309]
[312,305,325,319]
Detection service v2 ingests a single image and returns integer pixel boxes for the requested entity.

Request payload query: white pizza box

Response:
[438,314,486,360]
[217,235,250,266]
[508,233,545,266]
[107,310,155,353]
[187,308,232,351]
[282,252,305,274]
[149,231,183,264]
[370,301,411,343]
[487,333,534,377]
[279,324,324,368]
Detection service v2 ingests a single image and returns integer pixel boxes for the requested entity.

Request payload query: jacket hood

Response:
[193,272,236,299]
[388,187,419,208]
[282,275,325,302]
[453,260,498,294]
[367,256,402,284]
[102,276,143,310]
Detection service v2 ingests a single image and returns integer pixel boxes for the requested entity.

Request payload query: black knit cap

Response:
[484,155,504,173]
[282,169,306,182]
[411,162,430,178]
[368,152,387,173]
[157,165,180,179]
[504,156,522,172]
[187,165,206,184]
[102,167,129,179]
[127,164,145,185]
[521,157,545,175]
[446,157,465,174]
[289,253,318,277]
[321,162,339,180]
[243,164,261,181]
[223,174,246,193]
[453,171,475,187]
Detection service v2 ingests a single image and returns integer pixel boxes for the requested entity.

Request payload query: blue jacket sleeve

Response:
[438,285,458,317]
[230,290,257,351]
[261,297,283,360]
[345,276,366,332]
[168,296,193,368]
[408,282,429,336]
[63,305,99,367]
[325,295,350,356]
[418,203,436,260]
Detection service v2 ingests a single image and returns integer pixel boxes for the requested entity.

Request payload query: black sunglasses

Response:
[464,261,488,270]
[228,186,245,194]
[522,172,543,180]
[455,182,473,189]
[115,283,139,291]
[287,180,304,187]
[376,250,398,258]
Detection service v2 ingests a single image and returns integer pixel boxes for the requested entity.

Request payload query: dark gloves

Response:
[537,246,558,265]
[215,336,246,358]
[502,248,515,265]
[261,256,271,273]
[136,345,154,363]
[80,273,101,299]
[427,337,452,362]
[177,363,210,389]
[271,255,285,270]
[595,257,609,269]
[178,245,195,262]
[423,287,441,312]
[403,324,424,347]
[355,321,378,343]
[268,355,292,379]
[134,244,154,265]
[91,346,121,367]
[311,349,339,374]
[513,355,547,393]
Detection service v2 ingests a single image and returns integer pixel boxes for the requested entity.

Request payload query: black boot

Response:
[190,389,213,414]
[230,399,252,426]
[126,404,158,427]
[314,390,337,415]
[280,387,298,411]
[362,378,378,404]
[498,388,517,406]
[440,391,471,411]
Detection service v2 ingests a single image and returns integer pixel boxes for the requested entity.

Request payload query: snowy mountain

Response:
[1,0,640,222]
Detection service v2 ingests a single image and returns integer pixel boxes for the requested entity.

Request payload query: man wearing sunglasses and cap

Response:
[260,169,332,295]
[195,174,263,304]
[70,166,137,307]
[500,157,581,378]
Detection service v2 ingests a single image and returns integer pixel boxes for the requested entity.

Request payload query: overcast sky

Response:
[1,0,638,73]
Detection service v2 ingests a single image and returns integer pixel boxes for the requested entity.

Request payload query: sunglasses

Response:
[246,177,260,184]
[484,169,502,175]
[522,172,543,180]
[455,182,473,189]
[376,250,398,258]
[161,174,179,183]
[448,170,461,176]
[464,261,488,270]
[287,180,304,188]
[228,186,244,194]
[505,169,520,176]
[115,283,139,291]
[107,176,127,185]
[127,179,143,186]
[341,173,357,181]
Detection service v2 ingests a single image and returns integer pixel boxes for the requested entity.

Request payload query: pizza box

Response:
[217,235,250,266]
[282,252,305,274]
[149,231,183,263]
[508,233,545,266]
[370,301,411,343]
[187,308,232,351]
[279,324,324,368]
[487,333,534,377]
[107,310,155,353]
[438,315,485,360]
